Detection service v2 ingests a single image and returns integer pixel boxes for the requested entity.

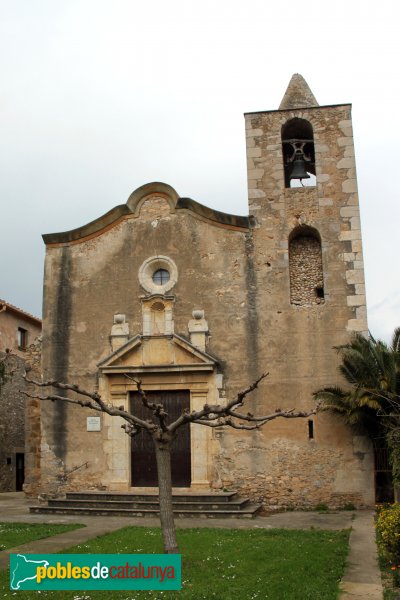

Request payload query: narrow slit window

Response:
[308,420,314,440]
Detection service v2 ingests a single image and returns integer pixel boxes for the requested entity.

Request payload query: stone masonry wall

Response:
[23,338,42,497]
[0,353,25,491]
[212,422,373,510]
[245,104,367,335]
[228,441,367,510]
[235,101,373,507]
[0,339,42,494]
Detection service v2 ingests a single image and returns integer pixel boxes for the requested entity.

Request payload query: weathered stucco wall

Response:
[40,198,254,494]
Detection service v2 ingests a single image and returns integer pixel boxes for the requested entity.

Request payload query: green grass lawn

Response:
[0,525,349,599]
[0,522,84,551]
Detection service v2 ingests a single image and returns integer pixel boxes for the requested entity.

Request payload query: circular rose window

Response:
[138,256,178,294]
[152,269,170,286]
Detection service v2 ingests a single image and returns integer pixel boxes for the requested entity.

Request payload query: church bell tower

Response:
[244,72,367,412]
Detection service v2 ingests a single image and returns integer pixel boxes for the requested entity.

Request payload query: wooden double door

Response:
[130,390,191,487]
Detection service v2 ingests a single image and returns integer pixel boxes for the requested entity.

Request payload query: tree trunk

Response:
[154,439,179,554]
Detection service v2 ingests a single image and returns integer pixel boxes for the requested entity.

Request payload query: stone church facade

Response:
[35,75,373,508]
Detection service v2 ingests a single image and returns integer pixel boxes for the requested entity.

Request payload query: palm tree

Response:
[314,327,400,499]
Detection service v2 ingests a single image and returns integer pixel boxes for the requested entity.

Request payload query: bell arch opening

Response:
[282,118,316,188]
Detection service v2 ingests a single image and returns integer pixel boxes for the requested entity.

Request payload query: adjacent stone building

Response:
[35,75,374,508]
[0,301,42,491]
[0,300,42,356]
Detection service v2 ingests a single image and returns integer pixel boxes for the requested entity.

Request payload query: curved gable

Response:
[42,182,254,245]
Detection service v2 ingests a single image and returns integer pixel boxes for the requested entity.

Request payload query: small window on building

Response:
[17,327,28,350]
[139,255,178,294]
[308,420,314,440]
[152,269,170,286]
[282,118,316,188]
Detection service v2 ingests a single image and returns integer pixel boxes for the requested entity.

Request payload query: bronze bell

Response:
[289,153,310,181]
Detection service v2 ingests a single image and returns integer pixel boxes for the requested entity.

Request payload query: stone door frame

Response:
[98,371,216,491]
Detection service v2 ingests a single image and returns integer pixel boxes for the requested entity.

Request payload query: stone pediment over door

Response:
[97,334,219,491]
[97,334,218,374]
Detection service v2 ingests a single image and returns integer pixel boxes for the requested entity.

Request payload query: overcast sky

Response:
[1,1,399,342]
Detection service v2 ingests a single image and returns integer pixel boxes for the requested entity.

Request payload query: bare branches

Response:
[24,370,318,440]
[21,367,318,558]
[24,376,103,402]
[225,372,269,411]
[228,405,319,423]
[124,375,169,432]
[192,405,318,430]
[168,372,270,432]
[22,390,103,412]
[169,372,316,432]
[23,376,156,432]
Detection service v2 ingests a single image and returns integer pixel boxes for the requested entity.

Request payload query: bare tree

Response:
[23,372,317,554]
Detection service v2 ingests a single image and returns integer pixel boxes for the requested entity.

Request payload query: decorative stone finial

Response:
[279,74,319,110]
[110,314,129,351]
[192,309,205,320]
[188,310,208,352]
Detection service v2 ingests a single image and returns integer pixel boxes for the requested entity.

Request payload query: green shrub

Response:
[314,502,329,512]
[341,502,356,511]
[376,503,400,565]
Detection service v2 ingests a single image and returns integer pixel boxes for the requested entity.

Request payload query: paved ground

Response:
[0,492,383,598]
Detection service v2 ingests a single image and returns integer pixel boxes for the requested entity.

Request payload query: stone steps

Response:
[29,491,261,518]
[46,499,250,511]
[67,491,238,503]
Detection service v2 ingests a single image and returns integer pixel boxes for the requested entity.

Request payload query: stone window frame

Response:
[138,255,178,295]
